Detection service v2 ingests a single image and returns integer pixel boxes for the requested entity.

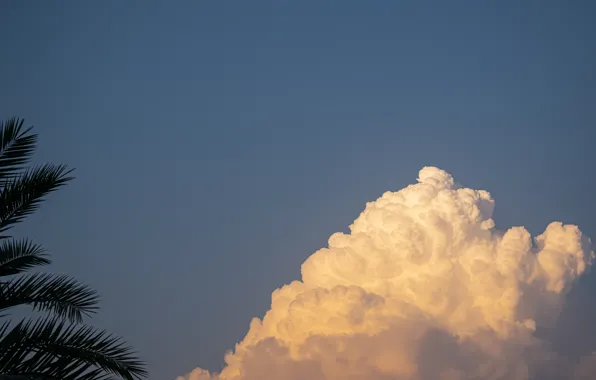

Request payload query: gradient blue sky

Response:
[1,2,596,379]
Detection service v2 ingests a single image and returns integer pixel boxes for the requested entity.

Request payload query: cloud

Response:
[177,167,594,380]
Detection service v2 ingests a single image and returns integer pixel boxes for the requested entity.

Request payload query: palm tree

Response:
[0,118,147,380]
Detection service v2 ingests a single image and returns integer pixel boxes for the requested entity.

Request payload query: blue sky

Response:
[1,2,595,379]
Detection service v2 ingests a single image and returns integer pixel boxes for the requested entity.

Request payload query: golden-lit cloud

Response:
[178,167,594,380]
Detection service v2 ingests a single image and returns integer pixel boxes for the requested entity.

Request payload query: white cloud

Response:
[178,167,594,380]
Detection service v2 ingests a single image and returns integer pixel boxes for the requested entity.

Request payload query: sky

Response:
[1,1,596,379]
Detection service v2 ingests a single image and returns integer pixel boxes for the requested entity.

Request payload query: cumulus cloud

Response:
[178,167,594,380]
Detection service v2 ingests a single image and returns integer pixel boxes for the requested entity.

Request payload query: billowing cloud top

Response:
[178,167,594,380]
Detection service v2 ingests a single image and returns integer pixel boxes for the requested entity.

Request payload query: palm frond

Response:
[0,318,147,380]
[0,239,49,277]
[0,118,37,183]
[0,273,98,323]
[0,117,146,379]
[0,164,74,236]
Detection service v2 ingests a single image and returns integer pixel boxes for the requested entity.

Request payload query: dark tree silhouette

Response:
[0,118,147,380]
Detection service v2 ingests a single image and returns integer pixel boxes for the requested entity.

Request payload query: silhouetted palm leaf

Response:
[0,239,50,277]
[0,118,37,182]
[0,318,147,380]
[0,118,146,379]
[0,164,74,236]
[0,274,99,323]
